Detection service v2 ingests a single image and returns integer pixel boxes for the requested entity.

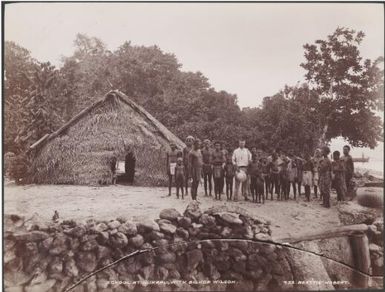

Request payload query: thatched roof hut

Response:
[29,90,185,186]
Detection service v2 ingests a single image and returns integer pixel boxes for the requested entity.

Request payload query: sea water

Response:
[355,160,384,178]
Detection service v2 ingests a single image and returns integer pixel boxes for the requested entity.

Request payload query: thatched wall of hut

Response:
[29,90,185,186]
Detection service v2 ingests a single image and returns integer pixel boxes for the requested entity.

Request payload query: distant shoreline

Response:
[355,166,383,179]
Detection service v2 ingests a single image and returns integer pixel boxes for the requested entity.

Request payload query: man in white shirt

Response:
[232,139,252,201]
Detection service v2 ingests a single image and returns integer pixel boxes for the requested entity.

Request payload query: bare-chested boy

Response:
[188,139,203,201]
[166,143,179,196]
[224,156,236,201]
[312,148,322,199]
[249,155,264,203]
[183,136,194,196]
[342,145,354,200]
[212,141,225,200]
[220,142,229,195]
[332,151,347,202]
[261,156,272,200]
[302,153,314,201]
[202,139,213,196]
[175,157,186,199]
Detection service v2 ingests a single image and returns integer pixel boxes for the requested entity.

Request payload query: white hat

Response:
[236,170,247,182]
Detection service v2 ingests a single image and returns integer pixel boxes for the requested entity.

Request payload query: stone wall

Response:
[5,202,293,292]
[4,202,381,292]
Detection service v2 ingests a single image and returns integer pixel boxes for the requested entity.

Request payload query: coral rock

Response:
[129,234,144,248]
[118,221,137,236]
[159,208,182,221]
[110,232,128,248]
[158,221,177,235]
[177,216,192,229]
[77,252,97,272]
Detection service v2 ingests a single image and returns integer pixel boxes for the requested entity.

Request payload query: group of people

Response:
[166,136,354,208]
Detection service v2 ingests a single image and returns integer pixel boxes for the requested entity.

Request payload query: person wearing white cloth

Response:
[167,143,179,196]
[232,139,252,201]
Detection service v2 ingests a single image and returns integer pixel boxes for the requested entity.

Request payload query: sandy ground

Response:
[4,181,346,240]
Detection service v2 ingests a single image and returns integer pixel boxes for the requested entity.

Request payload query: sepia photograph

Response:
[2,1,384,291]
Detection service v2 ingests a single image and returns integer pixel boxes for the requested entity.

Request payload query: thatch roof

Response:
[29,90,185,186]
[30,90,185,151]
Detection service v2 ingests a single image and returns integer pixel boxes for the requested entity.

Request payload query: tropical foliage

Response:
[4,28,384,161]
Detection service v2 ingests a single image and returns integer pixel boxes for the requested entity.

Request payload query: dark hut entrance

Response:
[116,150,136,184]
[124,151,136,183]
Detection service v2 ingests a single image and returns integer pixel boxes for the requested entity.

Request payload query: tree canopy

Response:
[4,29,384,158]
[301,27,384,148]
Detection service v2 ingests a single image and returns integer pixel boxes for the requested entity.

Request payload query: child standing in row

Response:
[302,153,314,201]
[312,148,322,199]
[202,139,213,197]
[212,141,225,200]
[319,146,332,208]
[332,151,347,202]
[261,157,272,200]
[220,142,229,195]
[249,155,265,203]
[296,156,304,196]
[270,152,281,198]
[166,143,179,197]
[224,156,236,201]
[183,136,194,196]
[188,139,203,201]
[342,145,354,200]
[287,150,298,199]
[280,158,290,200]
[175,157,185,199]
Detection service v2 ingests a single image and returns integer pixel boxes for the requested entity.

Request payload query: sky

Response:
[4,2,384,167]
[4,2,384,108]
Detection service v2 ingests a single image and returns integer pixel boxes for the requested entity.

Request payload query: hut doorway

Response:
[124,151,136,184]
[116,150,136,184]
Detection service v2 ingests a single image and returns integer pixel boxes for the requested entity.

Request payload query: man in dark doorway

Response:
[124,146,136,184]
[110,155,117,184]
